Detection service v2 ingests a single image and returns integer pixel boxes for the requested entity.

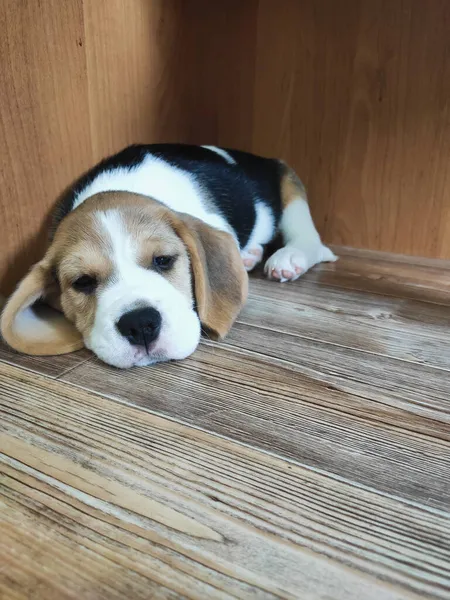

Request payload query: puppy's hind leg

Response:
[265,164,337,282]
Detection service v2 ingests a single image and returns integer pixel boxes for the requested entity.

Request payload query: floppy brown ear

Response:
[0,258,84,356]
[172,215,248,339]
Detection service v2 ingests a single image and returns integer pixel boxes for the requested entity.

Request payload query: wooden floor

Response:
[1,247,450,599]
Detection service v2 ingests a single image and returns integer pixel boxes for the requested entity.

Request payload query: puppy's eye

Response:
[153,255,176,271]
[72,275,98,295]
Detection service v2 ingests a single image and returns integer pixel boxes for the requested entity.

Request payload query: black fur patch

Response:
[53,144,284,248]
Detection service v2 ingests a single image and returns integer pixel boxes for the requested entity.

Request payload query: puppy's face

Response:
[56,198,199,368]
[1,193,247,368]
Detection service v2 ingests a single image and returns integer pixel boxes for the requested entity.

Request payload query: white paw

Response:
[241,244,264,272]
[264,244,337,282]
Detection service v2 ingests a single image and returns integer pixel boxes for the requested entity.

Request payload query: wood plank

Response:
[175,0,258,149]
[0,0,93,295]
[301,248,450,305]
[83,0,186,161]
[333,247,450,270]
[0,0,191,297]
[222,322,450,425]
[0,340,90,379]
[1,518,178,600]
[1,362,448,599]
[61,331,450,511]
[183,0,450,258]
[260,0,450,258]
[243,275,450,370]
[3,247,450,509]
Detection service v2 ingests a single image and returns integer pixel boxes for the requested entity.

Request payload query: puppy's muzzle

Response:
[116,307,162,351]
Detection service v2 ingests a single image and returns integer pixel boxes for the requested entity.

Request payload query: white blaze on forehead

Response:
[94,208,149,317]
[97,209,135,279]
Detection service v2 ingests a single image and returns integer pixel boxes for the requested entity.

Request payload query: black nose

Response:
[116,307,162,349]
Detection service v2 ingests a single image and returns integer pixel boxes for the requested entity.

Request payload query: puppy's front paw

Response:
[241,244,263,272]
[264,244,337,282]
[264,247,308,282]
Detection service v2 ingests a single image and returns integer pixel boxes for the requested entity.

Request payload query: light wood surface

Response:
[1,249,450,599]
[0,0,93,294]
[83,0,185,161]
[1,0,450,297]
[180,0,450,259]
[0,0,186,295]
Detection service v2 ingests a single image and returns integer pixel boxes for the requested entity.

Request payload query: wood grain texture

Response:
[181,0,450,258]
[1,362,449,599]
[50,251,450,512]
[175,0,259,149]
[306,246,450,305]
[1,248,450,515]
[265,0,450,258]
[0,0,93,295]
[1,0,450,298]
[244,275,450,370]
[0,340,90,379]
[60,338,450,511]
[83,0,186,160]
[0,0,188,295]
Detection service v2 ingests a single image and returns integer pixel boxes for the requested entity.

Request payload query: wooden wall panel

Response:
[0,0,188,295]
[182,0,450,259]
[0,0,93,294]
[83,0,186,160]
[174,0,259,150]
[1,0,450,297]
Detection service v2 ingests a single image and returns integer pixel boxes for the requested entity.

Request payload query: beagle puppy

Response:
[1,144,336,368]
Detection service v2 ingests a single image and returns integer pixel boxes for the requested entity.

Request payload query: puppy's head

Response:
[1,192,247,368]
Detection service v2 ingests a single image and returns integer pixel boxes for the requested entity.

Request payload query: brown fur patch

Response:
[50,212,113,338]
[0,259,83,355]
[168,213,248,339]
[279,161,308,208]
